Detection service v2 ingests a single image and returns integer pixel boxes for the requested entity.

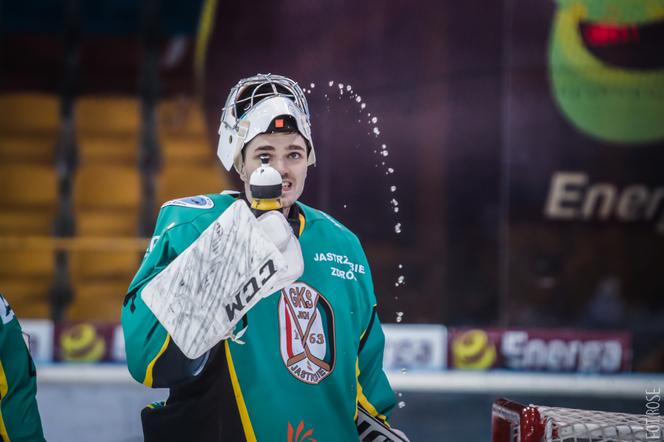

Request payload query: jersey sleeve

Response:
[354,246,396,424]
[121,208,211,388]
[357,307,396,424]
[0,294,45,441]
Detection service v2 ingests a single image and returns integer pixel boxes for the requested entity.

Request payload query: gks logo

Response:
[278,282,336,384]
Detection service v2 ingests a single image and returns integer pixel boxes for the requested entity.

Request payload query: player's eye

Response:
[288,152,303,160]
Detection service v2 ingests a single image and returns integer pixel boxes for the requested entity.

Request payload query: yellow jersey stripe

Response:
[225,341,257,441]
[298,213,306,236]
[355,359,388,425]
[0,361,11,441]
[143,334,171,387]
[0,411,8,442]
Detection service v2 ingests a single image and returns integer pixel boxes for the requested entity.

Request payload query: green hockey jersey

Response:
[121,193,396,441]
[0,294,45,442]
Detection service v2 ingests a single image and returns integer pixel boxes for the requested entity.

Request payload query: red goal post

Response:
[491,398,661,442]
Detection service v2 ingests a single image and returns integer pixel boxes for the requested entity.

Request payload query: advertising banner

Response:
[503,0,664,325]
[383,324,447,371]
[449,327,631,373]
[53,322,119,363]
[20,319,54,364]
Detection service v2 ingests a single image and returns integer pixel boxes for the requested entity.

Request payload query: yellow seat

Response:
[0,133,55,164]
[0,94,59,133]
[0,165,57,208]
[0,209,54,235]
[157,98,231,198]
[76,210,139,236]
[0,249,54,278]
[78,133,138,165]
[0,277,52,319]
[158,98,207,136]
[0,94,59,319]
[74,165,140,210]
[70,250,140,281]
[68,281,129,321]
[13,302,51,319]
[0,96,232,322]
[157,164,225,203]
[160,133,215,164]
[76,97,140,135]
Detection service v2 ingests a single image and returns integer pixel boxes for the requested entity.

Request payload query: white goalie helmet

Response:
[217,73,316,173]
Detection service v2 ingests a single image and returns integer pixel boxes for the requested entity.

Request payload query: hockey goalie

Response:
[121,74,409,441]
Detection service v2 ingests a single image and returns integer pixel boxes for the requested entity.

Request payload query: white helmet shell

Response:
[217,74,316,173]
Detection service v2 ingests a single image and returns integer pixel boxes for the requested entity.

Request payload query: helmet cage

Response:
[217,74,315,172]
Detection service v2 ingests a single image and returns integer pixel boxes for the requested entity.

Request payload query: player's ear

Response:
[238,148,249,182]
[239,165,248,182]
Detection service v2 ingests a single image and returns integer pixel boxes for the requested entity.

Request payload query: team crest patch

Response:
[278,282,335,384]
[162,195,214,209]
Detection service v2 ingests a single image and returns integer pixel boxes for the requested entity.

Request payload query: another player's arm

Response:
[121,208,212,388]
[0,294,45,442]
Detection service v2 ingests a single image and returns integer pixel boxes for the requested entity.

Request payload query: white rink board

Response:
[38,364,664,398]
[36,365,663,442]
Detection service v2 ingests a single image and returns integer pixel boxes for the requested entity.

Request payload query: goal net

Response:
[492,398,662,442]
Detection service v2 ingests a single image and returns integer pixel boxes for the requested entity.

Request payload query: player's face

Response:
[241,132,309,212]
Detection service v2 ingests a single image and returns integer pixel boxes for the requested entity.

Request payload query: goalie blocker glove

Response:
[141,200,303,359]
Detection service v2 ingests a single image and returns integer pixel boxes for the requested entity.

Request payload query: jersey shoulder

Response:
[297,202,360,244]
[154,193,238,234]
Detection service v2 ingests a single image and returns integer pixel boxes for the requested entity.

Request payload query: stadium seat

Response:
[75,96,140,134]
[157,164,226,203]
[74,164,141,211]
[78,133,138,165]
[70,100,142,319]
[69,280,133,321]
[0,94,59,133]
[0,164,58,208]
[0,209,55,236]
[0,249,54,278]
[158,98,207,135]
[75,210,139,237]
[0,278,53,319]
[0,133,55,164]
[156,98,230,202]
[160,132,212,164]
[0,94,59,318]
[0,94,229,321]
[70,250,140,281]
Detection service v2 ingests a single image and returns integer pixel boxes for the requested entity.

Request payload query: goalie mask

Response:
[217,73,316,173]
